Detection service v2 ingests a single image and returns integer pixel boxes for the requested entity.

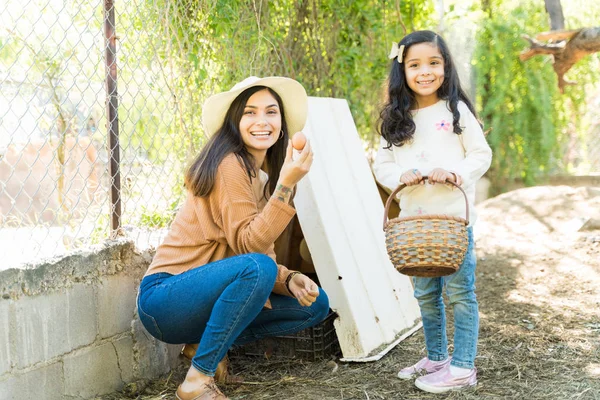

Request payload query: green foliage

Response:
[474,5,558,187]
[90,213,110,245]
[139,200,179,228]
[473,0,597,193]
[115,0,600,202]
[145,0,436,151]
[137,179,184,229]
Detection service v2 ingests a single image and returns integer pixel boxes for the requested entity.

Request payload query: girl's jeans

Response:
[137,253,329,376]
[412,227,478,369]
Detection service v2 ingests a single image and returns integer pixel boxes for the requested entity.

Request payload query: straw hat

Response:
[202,76,308,137]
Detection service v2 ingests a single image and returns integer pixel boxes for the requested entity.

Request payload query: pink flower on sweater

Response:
[416,150,428,162]
[436,120,451,131]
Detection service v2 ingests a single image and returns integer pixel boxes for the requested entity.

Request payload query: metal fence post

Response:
[104,0,121,233]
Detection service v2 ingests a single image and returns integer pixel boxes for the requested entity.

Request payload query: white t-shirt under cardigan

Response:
[373,100,492,226]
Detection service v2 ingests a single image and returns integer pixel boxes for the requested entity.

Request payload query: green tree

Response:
[474,0,598,193]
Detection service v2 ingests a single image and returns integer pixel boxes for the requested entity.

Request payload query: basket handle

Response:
[383,175,470,229]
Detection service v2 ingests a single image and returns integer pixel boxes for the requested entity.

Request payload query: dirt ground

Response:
[105,185,600,400]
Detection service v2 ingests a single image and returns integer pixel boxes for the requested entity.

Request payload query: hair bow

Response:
[388,43,405,63]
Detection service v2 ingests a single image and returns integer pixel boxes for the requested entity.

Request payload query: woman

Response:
[137,76,330,400]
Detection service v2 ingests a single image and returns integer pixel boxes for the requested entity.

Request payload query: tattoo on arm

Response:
[274,183,293,203]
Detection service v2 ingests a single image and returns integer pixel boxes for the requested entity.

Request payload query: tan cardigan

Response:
[145,153,297,305]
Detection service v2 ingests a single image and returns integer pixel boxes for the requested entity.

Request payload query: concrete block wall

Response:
[0,239,181,399]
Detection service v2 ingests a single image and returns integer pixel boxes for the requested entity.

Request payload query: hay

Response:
[103,186,600,400]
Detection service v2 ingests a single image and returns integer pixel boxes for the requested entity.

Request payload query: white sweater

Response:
[373,100,492,226]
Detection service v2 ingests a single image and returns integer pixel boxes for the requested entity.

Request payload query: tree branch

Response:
[519,34,565,61]
[520,27,600,92]
[535,29,579,41]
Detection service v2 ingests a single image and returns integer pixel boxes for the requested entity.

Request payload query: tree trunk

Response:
[544,0,565,31]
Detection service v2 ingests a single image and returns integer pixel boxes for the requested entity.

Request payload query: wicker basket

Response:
[383,177,469,277]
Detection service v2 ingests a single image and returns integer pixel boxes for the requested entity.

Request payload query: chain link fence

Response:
[0,0,194,269]
[1,1,599,270]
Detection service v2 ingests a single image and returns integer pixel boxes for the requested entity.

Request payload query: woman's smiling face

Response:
[239,88,282,162]
[404,42,445,108]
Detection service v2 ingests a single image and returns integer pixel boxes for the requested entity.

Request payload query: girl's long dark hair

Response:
[185,86,289,199]
[378,30,481,148]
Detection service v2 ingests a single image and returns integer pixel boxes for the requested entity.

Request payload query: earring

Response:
[279,130,284,140]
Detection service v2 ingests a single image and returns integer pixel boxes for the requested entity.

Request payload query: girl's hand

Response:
[277,137,313,188]
[400,168,424,186]
[288,273,320,307]
[428,168,462,186]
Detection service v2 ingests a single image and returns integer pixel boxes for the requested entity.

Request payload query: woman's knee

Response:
[241,253,278,285]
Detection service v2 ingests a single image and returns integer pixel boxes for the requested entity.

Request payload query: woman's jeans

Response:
[137,253,330,376]
[412,227,478,369]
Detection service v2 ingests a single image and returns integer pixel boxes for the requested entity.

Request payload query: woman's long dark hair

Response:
[378,30,481,148]
[185,86,289,199]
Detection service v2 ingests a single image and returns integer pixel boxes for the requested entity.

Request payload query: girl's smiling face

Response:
[404,42,445,108]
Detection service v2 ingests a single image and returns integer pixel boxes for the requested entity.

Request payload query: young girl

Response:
[374,30,492,394]
[137,76,330,400]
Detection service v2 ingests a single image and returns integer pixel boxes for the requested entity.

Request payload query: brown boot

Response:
[175,380,229,400]
[181,343,199,361]
[214,355,244,385]
[180,345,243,385]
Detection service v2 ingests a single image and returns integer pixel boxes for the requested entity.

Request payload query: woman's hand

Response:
[400,168,424,186]
[428,168,462,186]
[277,136,313,188]
[288,273,320,307]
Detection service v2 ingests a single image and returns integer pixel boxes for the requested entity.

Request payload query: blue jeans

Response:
[137,253,330,376]
[412,227,478,369]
